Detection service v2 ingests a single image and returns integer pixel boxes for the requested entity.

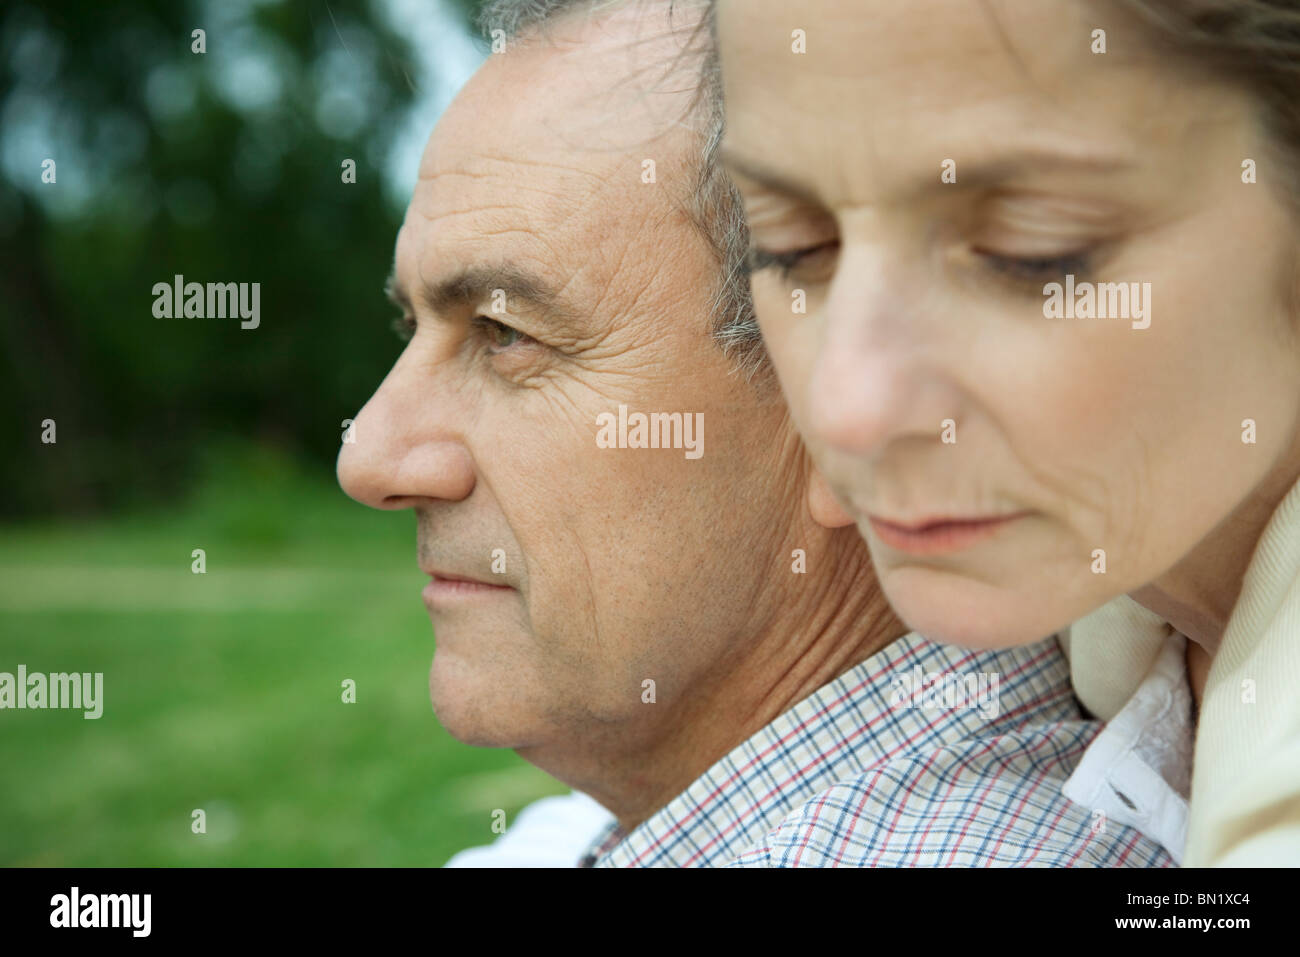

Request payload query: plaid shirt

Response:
[578,634,1174,867]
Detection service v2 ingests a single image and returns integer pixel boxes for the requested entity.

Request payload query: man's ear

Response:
[808,466,856,529]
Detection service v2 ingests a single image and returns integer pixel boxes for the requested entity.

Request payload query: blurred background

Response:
[0,0,572,866]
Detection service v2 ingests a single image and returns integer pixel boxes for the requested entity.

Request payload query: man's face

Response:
[338,10,804,755]
[719,0,1300,648]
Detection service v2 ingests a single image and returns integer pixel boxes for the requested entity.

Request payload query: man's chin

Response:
[428,656,533,748]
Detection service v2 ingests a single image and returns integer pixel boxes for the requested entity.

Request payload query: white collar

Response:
[1061,632,1193,864]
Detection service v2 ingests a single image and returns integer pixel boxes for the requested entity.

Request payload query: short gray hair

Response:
[476,0,768,381]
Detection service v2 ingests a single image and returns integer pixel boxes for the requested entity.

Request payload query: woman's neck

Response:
[1132,450,1300,656]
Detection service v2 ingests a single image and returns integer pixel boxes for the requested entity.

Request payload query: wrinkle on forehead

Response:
[391,1,713,346]
[410,158,614,229]
[722,0,1243,210]
[427,8,707,188]
[411,3,705,236]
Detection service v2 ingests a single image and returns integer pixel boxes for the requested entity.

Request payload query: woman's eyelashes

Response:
[746,240,1096,294]
[975,248,1094,288]
[746,241,839,283]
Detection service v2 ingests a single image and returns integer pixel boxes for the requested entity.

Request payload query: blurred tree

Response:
[0,0,481,518]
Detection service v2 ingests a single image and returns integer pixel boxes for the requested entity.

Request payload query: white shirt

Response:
[442,791,616,867]
[1061,632,1193,864]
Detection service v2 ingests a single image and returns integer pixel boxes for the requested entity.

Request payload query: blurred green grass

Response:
[0,443,568,866]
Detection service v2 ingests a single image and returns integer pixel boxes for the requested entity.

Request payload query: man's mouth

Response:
[867,512,1030,557]
[421,569,515,607]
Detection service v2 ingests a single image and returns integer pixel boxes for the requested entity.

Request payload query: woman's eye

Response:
[472,315,531,351]
[746,241,839,282]
[976,249,1093,285]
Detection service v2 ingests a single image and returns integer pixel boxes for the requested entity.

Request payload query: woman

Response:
[713,0,1300,865]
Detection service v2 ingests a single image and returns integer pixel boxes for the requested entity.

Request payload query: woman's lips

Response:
[867,512,1029,556]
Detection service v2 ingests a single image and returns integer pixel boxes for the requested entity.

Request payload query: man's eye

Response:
[746,241,839,282]
[976,249,1093,285]
[392,314,416,342]
[472,315,531,351]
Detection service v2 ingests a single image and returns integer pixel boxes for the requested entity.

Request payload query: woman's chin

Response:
[881,569,1077,650]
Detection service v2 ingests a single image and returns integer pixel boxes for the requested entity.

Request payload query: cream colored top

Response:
[1065,474,1300,866]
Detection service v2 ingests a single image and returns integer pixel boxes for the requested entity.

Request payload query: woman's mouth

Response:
[867,512,1030,556]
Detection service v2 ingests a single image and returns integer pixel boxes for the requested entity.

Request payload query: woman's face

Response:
[718,0,1300,647]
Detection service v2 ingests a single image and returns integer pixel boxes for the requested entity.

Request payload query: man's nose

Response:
[336,352,476,510]
[806,247,957,457]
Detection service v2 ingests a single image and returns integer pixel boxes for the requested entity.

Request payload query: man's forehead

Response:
[421,5,703,181]
[394,3,706,303]
[397,137,625,308]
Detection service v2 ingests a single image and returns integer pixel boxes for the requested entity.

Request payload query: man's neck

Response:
[526,545,908,834]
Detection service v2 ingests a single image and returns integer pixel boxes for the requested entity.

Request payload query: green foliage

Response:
[0,445,568,866]
[0,0,481,519]
[0,0,559,867]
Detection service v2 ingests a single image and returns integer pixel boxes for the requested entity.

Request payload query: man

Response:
[336,0,1173,867]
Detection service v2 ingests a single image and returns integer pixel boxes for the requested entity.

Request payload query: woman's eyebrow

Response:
[718,146,823,206]
[940,149,1139,191]
[719,142,1138,201]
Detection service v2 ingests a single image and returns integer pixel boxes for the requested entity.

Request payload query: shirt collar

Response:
[1061,631,1192,863]
[579,632,1078,867]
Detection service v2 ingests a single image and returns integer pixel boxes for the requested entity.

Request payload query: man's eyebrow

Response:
[385,264,577,323]
[719,144,1137,201]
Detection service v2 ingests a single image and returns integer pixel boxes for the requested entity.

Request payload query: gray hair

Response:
[476,0,769,381]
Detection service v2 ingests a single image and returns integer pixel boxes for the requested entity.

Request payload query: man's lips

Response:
[423,570,499,585]
[867,512,1030,556]
[420,569,515,606]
